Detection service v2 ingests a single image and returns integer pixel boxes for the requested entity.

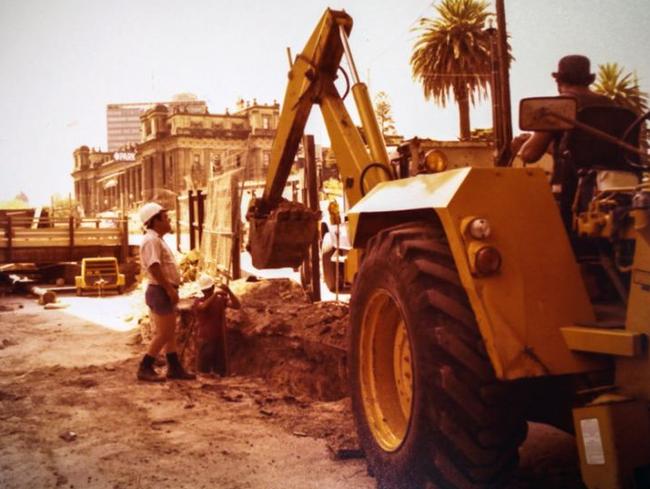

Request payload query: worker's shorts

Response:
[145,284,177,315]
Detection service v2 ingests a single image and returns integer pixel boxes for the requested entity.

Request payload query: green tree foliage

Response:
[0,192,30,209]
[410,0,493,140]
[0,198,30,209]
[373,91,397,135]
[593,63,648,114]
[50,193,79,219]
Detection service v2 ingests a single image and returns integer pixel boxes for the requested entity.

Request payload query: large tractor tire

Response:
[349,221,527,489]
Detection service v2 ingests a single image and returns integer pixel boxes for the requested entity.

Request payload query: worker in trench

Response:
[193,273,241,376]
[137,202,196,382]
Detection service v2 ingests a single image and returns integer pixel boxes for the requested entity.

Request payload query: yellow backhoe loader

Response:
[246,7,650,489]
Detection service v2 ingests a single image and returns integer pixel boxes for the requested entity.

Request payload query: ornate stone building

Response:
[72,99,279,216]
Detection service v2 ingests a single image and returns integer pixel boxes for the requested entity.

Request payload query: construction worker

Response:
[137,202,195,382]
[194,273,240,376]
[512,54,615,164]
[511,54,617,227]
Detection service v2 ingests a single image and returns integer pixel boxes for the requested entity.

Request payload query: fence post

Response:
[69,215,75,261]
[197,189,205,246]
[188,190,195,250]
[6,216,12,263]
[121,218,129,263]
[303,134,321,301]
[231,176,241,280]
[175,195,181,252]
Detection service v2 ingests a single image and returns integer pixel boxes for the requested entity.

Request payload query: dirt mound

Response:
[228,278,349,349]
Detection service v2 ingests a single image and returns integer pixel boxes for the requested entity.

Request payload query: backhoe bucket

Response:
[248,201,320,269]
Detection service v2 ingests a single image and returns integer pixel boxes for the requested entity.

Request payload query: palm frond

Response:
[594,62,648,114]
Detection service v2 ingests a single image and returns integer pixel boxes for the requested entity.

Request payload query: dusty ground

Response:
[0,291,372,489]
[0,282,586,489]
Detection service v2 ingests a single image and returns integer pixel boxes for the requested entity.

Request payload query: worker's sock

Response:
[140,354,156,369]
[137,354,164,382]
[166,352,196,380]
[165,352,181,367]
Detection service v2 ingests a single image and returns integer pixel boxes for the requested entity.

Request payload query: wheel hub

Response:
[359,289,414,452]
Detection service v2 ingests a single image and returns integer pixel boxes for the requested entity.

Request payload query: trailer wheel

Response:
[322,248,347,293]
[349,221,526,489]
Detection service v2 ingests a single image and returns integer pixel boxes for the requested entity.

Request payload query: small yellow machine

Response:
[247,8,650,489]
[75,257,125,296]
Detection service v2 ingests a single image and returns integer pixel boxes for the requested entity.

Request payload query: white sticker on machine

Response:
[580,418,606,465]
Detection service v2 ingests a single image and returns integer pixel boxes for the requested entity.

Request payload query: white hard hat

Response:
[197,273,215,291]
[138,202,164,226]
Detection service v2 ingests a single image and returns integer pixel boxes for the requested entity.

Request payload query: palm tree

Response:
[594,63,649,152]
[373,91,397,135]
[410,0,493,140]
[593,63,648,114]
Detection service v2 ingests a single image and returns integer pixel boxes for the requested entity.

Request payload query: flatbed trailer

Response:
[0,215,132,264]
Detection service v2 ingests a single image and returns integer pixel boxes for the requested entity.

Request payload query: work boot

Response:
[137,355,165,382]
[166,352,196,380]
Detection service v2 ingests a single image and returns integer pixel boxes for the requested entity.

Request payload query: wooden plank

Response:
[2,245,122,263]
[3,237,121,248]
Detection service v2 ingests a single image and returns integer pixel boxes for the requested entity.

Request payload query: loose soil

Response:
[0,279,585,489]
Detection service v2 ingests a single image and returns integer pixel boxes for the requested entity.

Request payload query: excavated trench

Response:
[161,278,352,403]
[228,332,348,401]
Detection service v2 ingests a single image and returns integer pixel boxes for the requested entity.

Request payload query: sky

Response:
[1,0,649,206]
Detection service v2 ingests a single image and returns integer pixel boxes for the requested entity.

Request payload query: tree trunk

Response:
[457,84,471,140]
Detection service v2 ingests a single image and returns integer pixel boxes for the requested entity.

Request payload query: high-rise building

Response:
[106,94,207,151]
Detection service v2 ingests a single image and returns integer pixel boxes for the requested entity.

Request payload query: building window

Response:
[263,151,271,170]
[236,155,241,167]
[262,115,271,129]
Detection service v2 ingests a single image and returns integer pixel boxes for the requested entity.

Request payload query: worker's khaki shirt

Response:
[140,229,181,286]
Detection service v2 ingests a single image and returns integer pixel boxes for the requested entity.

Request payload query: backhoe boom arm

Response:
[247,9,389,269]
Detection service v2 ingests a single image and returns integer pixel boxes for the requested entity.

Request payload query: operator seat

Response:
[556,105,642,304]
[555,104,641,223]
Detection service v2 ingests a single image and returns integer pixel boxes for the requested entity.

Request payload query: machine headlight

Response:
[423,150,448,173]
[468,218,491,239]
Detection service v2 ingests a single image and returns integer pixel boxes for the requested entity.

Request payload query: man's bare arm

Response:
[520,131,554,163]
[194,291,220,312]
[220,285,241,310]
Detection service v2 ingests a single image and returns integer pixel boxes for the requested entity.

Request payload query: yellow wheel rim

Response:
[360,289,414,452]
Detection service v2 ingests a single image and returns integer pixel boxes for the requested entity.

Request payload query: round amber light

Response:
[423,150,448,173]
[475,246,502,275]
